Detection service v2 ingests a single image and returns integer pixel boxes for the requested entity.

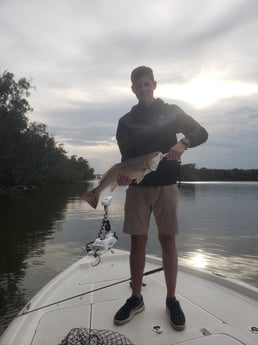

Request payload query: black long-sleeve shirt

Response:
[116,98,208,186]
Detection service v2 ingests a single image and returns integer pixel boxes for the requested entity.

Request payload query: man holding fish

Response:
[113,66,208,330]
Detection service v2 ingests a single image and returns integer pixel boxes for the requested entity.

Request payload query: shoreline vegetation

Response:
[0,70,95,193]
[180,164,258,182]
[1,166,258,196]
[1,70,257,197]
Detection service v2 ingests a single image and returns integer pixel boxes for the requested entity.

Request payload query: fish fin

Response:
[80,189,100,209]
[100,163,120,181]
[135,172,146,184]
[135,176,144,184]
[109,181,118,192]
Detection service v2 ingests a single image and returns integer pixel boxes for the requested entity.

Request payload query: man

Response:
[114,66,208,330]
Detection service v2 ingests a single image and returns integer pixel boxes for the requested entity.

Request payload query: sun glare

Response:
[190,252,208,268]
[158,73,258,109]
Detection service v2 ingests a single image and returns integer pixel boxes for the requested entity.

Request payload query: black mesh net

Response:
[59,327,134,345]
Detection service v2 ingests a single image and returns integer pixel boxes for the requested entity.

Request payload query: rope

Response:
[16,266,163,318]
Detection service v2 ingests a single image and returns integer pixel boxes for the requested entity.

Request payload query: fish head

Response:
[146,151,164,171]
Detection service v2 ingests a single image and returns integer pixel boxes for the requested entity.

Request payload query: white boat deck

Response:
[1,249,257,345]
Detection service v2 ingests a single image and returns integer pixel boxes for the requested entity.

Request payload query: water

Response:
[0,181,258,335]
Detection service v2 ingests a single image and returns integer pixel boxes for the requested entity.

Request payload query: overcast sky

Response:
[1,0,258,173]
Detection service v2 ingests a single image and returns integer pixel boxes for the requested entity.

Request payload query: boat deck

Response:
[1,249,257,345]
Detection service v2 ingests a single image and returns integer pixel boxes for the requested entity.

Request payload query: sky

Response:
[1,0,258,173]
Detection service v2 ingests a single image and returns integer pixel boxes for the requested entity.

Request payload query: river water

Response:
[0,181,258,335]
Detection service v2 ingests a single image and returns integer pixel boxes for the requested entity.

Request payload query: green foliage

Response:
[180,164,258,181]
[0,70,95,187]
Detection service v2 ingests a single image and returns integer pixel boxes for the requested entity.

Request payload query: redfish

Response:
[81,151,165,209]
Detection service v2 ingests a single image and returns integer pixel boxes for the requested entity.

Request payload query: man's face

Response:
[131,74,157,106]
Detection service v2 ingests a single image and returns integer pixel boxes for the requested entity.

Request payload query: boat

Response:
[1,196,257,345]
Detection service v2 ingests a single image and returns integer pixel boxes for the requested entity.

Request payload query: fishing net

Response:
[59,327,134,345]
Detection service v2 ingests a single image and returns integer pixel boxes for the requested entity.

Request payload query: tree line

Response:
[180,164,258,181]
[0,70,95,189]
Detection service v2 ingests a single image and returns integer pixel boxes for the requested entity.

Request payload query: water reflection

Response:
[187,251,208,268]
[179,249,258,287]
[0,182,89,333]
[178,182,196,199]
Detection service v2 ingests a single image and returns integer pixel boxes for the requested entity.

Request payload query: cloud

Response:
[1,0,258,170]
[158,73,258,109]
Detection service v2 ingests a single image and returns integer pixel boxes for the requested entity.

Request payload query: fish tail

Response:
[80,189,100,209]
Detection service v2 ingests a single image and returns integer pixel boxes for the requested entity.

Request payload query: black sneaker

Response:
[114,295,145,325]
[166,297,185,330]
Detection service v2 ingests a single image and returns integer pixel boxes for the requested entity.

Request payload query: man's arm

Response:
[168,105,208,160]
[171,105,208,148]
[168,141,187,161]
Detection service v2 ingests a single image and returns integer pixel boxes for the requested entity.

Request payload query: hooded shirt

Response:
[116,98,208,186]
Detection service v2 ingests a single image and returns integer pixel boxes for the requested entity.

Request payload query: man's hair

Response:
[130,66,154,84]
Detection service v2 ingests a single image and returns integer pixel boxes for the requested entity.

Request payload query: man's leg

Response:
[158,234,177,297]
[159,234,185,330]
[114,186,150,325]
[130,234,148,297]
[113,234,147,325]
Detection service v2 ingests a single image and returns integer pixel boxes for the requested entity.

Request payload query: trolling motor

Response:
[86,196,118,256]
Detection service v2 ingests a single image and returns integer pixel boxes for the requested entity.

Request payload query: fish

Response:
[81,151,165,209]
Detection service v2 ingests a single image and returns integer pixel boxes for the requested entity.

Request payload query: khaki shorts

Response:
[123,184,179,236]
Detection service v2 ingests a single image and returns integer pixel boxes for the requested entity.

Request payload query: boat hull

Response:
[1,249,257,345]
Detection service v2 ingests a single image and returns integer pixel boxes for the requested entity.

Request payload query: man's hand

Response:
[117,171,132,186]
[168,141,187,160]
